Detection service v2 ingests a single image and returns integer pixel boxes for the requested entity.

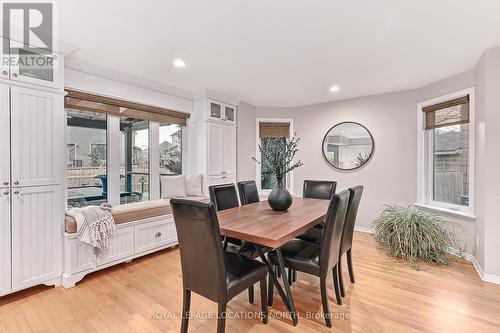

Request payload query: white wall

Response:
[65,68,193,113]
[236,102,257,181]
[240,69,478,252]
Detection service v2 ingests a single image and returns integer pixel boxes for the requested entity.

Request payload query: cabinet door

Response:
[0,84,9,188]
[223,126,237,175]
[0,189,11,296]
[223,104,236,123]
[10,47,62,88]
[207,124,225,176]
[0,38,9,79]
[209,100,223,121]
[10,86,64,187]
[11,185,62,290]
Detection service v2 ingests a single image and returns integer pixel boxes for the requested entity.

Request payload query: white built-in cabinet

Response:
[190,92,238,193]
[0,189,11,296]
[0,80,64,296]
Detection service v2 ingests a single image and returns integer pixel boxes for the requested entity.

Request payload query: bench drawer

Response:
[135,218,177,254]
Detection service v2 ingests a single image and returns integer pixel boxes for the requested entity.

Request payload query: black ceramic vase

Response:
[268,177,292,211]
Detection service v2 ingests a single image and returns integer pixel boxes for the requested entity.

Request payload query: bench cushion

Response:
[65,196,210,234]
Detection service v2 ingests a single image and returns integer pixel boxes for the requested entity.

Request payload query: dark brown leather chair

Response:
[237,180,260,206]
[337,185,363,297]
[303,180,337,200]
[291,186,364,298]
[208,183,254,303]
[170,198,268,333]
[268,190,350,328]
[209,183,240,211]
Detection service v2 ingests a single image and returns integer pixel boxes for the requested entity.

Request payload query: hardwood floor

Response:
[1,232,500,332]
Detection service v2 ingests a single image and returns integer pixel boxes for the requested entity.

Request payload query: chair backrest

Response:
[340,186,364,255]
[319,189,350,276]
[237,180,260,206]
[303,180,337,200]
[209,183,240,211]
[170,198,227,303]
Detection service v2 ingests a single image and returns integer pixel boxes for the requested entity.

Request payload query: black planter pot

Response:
[268,177,292,211]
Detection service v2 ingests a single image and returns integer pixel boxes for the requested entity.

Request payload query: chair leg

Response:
[293,269,297,282]
[181,288,191,333]
[338,256,345,297]
[248,286,255,304]
[260,279,268,324]
[320,276,332,328]
[268,266,275,306]
[223,237,229,250]
[217,303,227,333]
[347,248,355,283]
[288,268,293,286]
[332,265,342,305]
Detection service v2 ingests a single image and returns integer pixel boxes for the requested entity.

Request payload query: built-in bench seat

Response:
[62,196,209,288]
[64,196,209,233]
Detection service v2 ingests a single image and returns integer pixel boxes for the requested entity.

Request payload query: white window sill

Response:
[413,203,476,222]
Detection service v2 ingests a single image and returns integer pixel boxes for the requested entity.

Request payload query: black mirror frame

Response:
[322,121,374,171]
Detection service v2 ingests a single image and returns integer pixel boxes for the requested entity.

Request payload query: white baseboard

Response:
[355,226,500,285]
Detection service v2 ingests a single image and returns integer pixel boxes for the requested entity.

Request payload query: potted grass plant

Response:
[253,137,303,211]
[372,205,459,269]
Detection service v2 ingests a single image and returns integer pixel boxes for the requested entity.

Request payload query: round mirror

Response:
[322,122,374,170]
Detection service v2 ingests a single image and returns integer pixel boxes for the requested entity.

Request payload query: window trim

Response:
[255,117,295,195]
[416,87,475,217]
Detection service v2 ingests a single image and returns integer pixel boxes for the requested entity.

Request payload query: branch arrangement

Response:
[253,136,303,179]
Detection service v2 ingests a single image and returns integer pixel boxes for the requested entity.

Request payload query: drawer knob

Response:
[1,70,7,76]
[12,73,18,78]
[155,232,162,238]
[3,181,8,186]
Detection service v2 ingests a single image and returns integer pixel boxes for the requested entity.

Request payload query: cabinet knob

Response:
[155,232,162,238]
[3,181,8,186]
[12,73,18,78]
[2,191,9,196]
[13,181,19,185]
[1,70,7,76]
[13,190,19,195]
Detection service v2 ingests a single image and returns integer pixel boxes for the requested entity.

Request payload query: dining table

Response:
[216,197,330,326]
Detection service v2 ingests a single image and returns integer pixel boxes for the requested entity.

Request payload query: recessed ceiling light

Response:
[330,85,340,92]
[173,58,186,68]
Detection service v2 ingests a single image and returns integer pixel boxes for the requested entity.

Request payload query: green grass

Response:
[372,205,457,269]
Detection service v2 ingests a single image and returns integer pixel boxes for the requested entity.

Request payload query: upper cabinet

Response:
[208,99,237,124]
[0,38,63,89]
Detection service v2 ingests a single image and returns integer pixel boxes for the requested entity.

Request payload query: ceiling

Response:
[59,0,500,107]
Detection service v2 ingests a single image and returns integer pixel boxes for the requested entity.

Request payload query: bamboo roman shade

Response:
[259,122,290,138]
[422,95,470,130]
[64,89,190,125]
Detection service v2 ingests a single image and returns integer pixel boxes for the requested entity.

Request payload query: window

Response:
[64,89,189,206]
[120,118,150,204]
[159,123,182,176]
[66,109,107,208]
[418,89,474,215]
[256,119,293,192]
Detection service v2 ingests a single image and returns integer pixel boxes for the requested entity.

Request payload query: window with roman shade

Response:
[259,122,290,138]
[64,89,190,125]
[418,90,474,214]
[422,95,469,130]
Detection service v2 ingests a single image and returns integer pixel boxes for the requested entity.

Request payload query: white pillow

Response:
[185,174,203,196]
[160,175,186,199]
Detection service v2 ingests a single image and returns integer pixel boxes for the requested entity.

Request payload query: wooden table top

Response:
[217,197,330,248]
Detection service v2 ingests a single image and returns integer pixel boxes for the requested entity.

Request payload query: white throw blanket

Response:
[66,203,116,260]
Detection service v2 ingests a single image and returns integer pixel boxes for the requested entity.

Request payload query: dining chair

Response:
[237,180,260,206]
[208,183,255,303]
[291,186,364,298]
[337,185,363,297]
[303,180,337,200]
[268,190,350,328]
[292,180,337,282]
[170,198,268,333]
